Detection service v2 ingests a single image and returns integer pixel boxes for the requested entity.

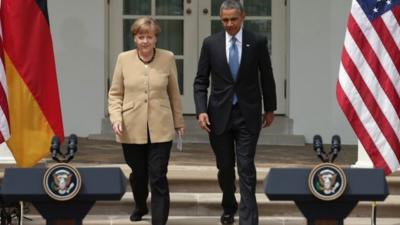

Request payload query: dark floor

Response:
[73,138,358,168]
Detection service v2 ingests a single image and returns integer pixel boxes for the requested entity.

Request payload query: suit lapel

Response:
[237,30,250,81]
[217,32,234,82]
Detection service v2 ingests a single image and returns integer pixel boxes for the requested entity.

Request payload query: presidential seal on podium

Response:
[308,163,347,201]
[43,163,82,201]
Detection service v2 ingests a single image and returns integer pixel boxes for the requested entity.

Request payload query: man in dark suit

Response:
[193,0,276,224]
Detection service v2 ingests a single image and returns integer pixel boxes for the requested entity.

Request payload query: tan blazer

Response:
[108,49,184,144]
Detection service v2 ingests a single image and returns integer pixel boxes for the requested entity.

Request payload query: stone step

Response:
[121,164,269,193]
[23,193,400,218]
[92,193,400,218]
[18,215,400,225]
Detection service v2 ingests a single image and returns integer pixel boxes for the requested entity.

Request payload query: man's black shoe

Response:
[130,208,149,221]
[220,212,234,224]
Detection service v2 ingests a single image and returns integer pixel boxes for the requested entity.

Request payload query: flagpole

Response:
[0,143,16,164]
[352,140,373,168]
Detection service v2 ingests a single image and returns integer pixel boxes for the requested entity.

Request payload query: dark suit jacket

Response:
[193,29,276,135]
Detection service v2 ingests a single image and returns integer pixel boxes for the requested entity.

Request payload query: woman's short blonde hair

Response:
[131,17,161,37]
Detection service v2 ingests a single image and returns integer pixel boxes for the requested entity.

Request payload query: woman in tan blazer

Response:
[108,17,184,225]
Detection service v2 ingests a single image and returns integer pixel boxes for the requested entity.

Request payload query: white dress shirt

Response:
[225,27,243,64]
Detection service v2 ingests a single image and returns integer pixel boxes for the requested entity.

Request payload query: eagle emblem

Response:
[51,169,75,195]
[317,169,339,194]
[43,163,82,201]
[308,163,347,201]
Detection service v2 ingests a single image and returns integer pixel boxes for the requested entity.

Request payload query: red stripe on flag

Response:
[341,49,400,162]
[371,17,400,75]
[0,85,9,122]
[0,26,10,143]
[0,36,5,61]
[347,15,400,116]
[391,6,400,26]
[0,39,9,124]
[336,83,391,174]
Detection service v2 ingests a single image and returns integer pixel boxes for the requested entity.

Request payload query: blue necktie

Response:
[229,36,239,104]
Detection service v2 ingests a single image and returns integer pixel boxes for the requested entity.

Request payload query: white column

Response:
[0,143,16,164]
[352,140,373,168]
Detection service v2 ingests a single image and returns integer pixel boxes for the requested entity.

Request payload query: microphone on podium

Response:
[50,136,61,162]
[49,134,78,163]
[66,134,78,162]
[330,135,341,163]
[313,135,329,163]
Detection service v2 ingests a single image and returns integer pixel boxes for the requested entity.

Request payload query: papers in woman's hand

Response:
[176,133,183,152]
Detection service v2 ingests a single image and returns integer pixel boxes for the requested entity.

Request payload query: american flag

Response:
[0,2,10,144]
[337,0,400,175]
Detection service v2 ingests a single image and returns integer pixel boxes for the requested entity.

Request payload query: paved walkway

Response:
[74,138,358,168]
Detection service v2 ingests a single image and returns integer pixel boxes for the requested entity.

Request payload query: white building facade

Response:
[48,0,357,144]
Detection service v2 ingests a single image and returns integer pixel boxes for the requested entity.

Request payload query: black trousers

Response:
[122,139,172,225]
[209,105,260,225]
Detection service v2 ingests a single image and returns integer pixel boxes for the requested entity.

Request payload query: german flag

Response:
[1,0,64,167]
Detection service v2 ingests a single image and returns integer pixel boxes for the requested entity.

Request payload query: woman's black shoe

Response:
[220,212,234,224]
[130,208,149,221]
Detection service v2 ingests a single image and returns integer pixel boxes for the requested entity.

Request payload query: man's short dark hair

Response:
[220,0,244,15]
